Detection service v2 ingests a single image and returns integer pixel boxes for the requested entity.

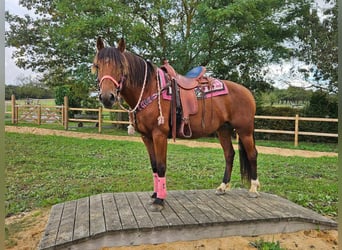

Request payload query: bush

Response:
[255,106,337,143]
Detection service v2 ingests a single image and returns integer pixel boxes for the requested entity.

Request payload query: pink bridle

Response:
[99,75,121,89]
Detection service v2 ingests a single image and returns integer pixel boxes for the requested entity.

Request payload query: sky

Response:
[5,0,36,85]
[5,0,334,88]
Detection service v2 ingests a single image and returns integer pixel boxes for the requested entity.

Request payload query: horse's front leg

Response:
[216,127,235,195]
[141,136,158,202]
[143,132,168,212]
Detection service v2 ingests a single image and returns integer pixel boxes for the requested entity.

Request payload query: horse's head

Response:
[92,37,127,108]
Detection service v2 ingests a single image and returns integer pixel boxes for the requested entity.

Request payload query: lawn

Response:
[5,131,338,219]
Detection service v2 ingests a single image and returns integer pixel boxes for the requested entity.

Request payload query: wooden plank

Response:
[159,193,184,227]
[191,190,234,223]
[39,190,338,249]
[221,191,267,220]
[167,191,198,225]
[73,197,90,241]
[201,190,255,221]
[258,192,309,218]
[227,189,275,219]
[89,194,106,236]
[136,192,169,228]
[161,202,184,227]
[38,203,64,249]
[232,189,288,219]
[195,190,236,222]
[102,193,122,231]
[55,200,77,246]
[126,192,154,229]
[262,192,334,224]
[114,192,138,230]
[173,190,211,224]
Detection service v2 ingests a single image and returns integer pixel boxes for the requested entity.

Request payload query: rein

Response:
[118,60,148,114]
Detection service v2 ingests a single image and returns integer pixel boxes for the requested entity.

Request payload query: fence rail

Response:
[254,115,338,146]
[6,95,338,146]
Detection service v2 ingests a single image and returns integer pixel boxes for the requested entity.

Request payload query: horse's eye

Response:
[91,64,99,74]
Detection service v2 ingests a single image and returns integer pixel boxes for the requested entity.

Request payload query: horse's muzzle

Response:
[99,92,116,108]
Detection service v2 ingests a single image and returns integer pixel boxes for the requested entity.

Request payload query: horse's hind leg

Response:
[216,124,235,195]
[238,132,260,197]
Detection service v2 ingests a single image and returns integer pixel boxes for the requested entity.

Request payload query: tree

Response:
[303,91,338,118]
[5,76,54,100]
[293,0,337,93]
[6,0,314,94]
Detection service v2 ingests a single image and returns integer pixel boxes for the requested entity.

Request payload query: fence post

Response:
[11,94,16,124]
[64,96,69,130]
[294,114,299,147]
[37,105,41,125]
[61,105,64,126]
[98,106,102,133]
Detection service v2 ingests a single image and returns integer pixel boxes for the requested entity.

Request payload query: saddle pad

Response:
[195,79,228,98]
[158,68,229,100]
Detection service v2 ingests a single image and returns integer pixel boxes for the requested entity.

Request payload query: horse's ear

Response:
[117,38,126,53]
[96,37,105,51]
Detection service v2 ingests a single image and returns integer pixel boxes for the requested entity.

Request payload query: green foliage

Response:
[303,91,338,118]
[54,85,70,105]
[5,79,54,100]
[250,239,285,250]
[294,1,337,93]
[54,83,98,116]
[255,105,337,143]
[5,0,324,93]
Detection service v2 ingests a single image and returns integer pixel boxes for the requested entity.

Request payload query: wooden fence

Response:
[8,95,64,125]
[254,115,338,146]
[6,95,338,146]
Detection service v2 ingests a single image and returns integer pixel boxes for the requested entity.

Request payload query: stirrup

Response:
[180,121,192,138]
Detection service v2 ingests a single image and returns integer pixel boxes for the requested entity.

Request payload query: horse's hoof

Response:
[147,198,155,205]
[248,179,260,198]
[248,191,260,198]
[147,193,157,205]
[215,189,225,195]
[149,203,164,212]
[215,183,230,195]
[148,198,164,212]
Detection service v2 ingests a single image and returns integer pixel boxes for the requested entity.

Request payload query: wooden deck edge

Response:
[39,216,337,250]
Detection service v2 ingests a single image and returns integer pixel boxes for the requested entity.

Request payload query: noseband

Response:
[99,75,125,91]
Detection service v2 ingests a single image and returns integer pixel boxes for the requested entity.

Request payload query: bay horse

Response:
[92,37,260,212]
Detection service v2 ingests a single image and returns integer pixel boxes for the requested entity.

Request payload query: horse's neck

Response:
[121,72,156,110]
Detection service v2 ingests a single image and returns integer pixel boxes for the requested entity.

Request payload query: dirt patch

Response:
[4,126,338,249]
[5,209,50,250]
[5,209,338,249]
[5,126,337,158]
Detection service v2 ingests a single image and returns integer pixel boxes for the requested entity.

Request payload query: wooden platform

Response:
[39,189,337,250]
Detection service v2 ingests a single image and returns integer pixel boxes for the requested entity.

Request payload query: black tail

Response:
[239,138,252,183]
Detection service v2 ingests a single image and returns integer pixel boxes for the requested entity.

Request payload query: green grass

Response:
[250,239,285,250]
[5,132,337,219]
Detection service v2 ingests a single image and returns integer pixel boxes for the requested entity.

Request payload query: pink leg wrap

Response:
[153,173,158,193]
[157,177,167,199]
